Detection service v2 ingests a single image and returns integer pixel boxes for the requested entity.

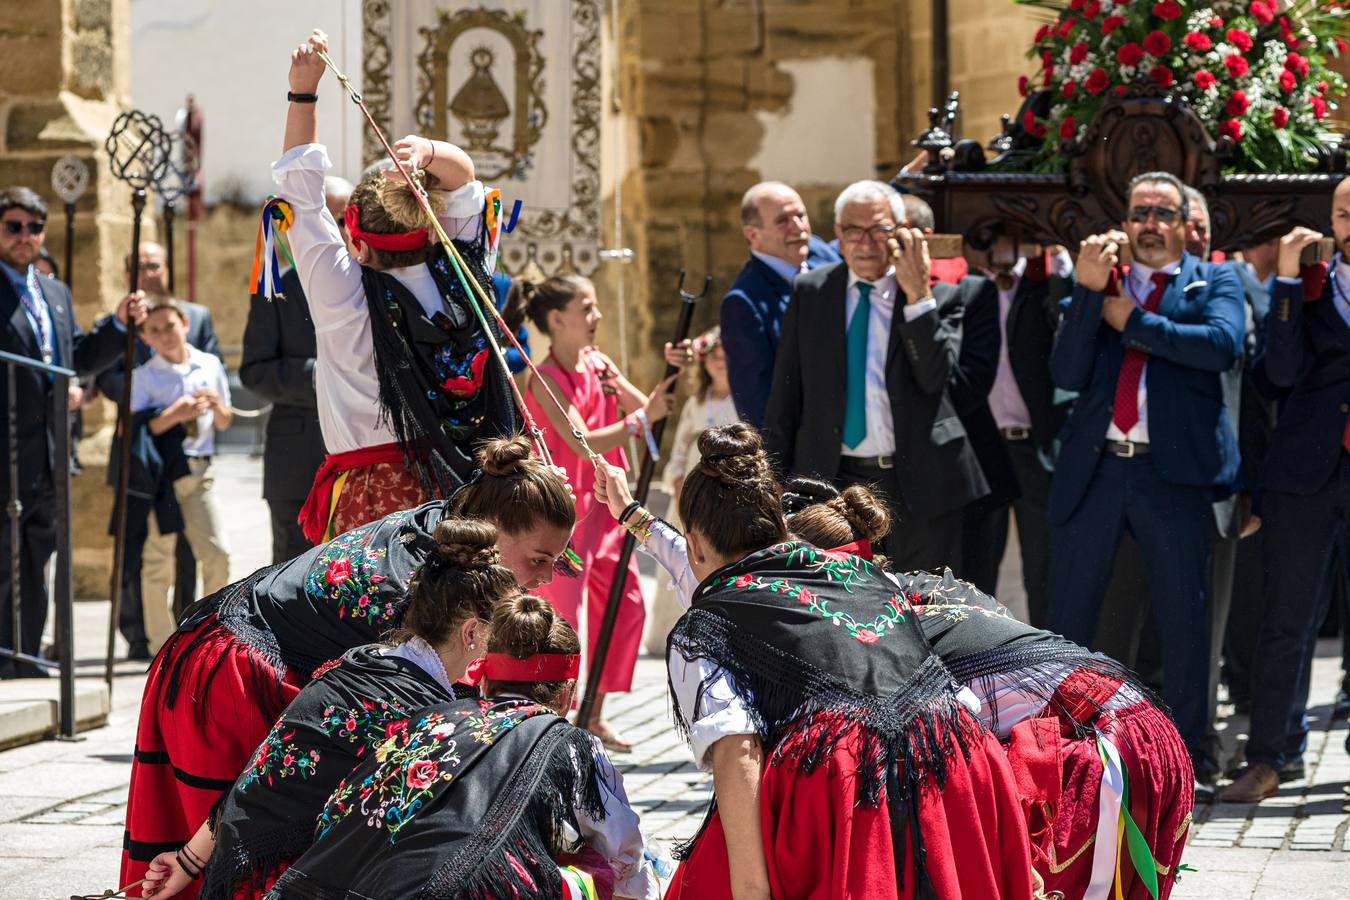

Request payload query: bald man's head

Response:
[1333,178,1350,258]
[126,241,169,296]
[740,181,812,266]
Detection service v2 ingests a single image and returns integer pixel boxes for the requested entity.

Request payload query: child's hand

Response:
[192,387,225,412]
[388,136,434,179]
[139,851,192,898]
[593,460,634,520]
[642,373,680,423]
[663,340,694,370]
[165,395,200,423]
[289,29,329,94]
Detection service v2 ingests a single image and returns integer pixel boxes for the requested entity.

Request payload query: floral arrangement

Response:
[1015,0,1348,172]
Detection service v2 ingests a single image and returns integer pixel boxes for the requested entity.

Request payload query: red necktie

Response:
[1111,271,1169,435]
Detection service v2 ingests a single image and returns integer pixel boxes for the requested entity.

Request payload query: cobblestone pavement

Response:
[1,453,1348,898]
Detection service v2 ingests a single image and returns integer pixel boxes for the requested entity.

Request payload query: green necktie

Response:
[843,282,872,449]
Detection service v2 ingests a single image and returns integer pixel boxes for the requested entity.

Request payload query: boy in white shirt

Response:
[131,301,233,650]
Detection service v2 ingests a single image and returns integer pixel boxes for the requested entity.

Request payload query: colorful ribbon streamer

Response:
[249,196,296,299]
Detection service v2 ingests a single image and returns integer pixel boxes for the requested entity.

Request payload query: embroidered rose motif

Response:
[855,628,879,644]
[797,588,816,606]
[385,718,408,740]
[325,558,352,585]
[734,573,753,588]
[406,759,438,789]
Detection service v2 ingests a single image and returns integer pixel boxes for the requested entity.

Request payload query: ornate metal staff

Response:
[154,145,192,295]
[50,155,90,286]
[103,110,172,690]
[576,270,710,730]
[178,95,204,302]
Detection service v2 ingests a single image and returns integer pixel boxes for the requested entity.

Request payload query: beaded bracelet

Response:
[625,508,657,543]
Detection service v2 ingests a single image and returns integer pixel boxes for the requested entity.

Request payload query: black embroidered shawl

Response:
[267,697,605,900]
[362,240,521,499]
[201,647,475,900]
[667,541,974,893]
[903,568,1158,736]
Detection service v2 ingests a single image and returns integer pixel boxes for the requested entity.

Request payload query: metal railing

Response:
[1,348,77,739]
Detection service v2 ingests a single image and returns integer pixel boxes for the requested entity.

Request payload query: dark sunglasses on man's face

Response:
[1127,206,1181,224]
[3,220,45,236]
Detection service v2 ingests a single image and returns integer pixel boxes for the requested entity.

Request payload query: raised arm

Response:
[283,30,327,153]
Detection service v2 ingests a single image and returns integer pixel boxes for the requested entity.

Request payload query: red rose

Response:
[1018,75,1029,96]
[1194,69,1217,90]
[1070,0,1087,9]
[1219,118,1243,142]
[1034,24,1050,42]
[407,759,438,789]
[1043,68,1055,88]
[1070,42,1089,64]
[1143,30,1171,56]
[1311,96,1328,119]
[1227,29,1253,52]
[1062,79,1077,97]
[1224,54,1249,78]
[325,557,352,586]
[1183,32,1212,51]
[1280,69,1297,92]
[1102,15,1126,35]
[1114,84,1128,95]
[1225,91,1249,116]
[1023,109,1038,132]
[1060,115,1077,139]
[1117,42,1145,66]
[1317,80,1330,95]
[1041,50,1055,72]
[1085,67,1110,94]
[1285,53,1309,78]
[385,718,409,739]
[734,573,753,588]
[1248,1,1274,25]
[1057,16,1077,37]
[1151,65,1174,88]
[1271,106,1290,128]
[797,587,817,605]
[854,628,879,644]
[1083,0,1101,19]
[1338,39,1347,55]
[1210,16,1224,28]
[1152,0,1182,20]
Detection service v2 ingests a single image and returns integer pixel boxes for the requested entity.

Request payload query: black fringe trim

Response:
[158,605,294,728]
[199,823,308,900]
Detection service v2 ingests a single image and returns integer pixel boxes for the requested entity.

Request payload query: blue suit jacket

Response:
[1257,270,1350,496]
[1048,253,1244,523]
[721,235,839,428]
[492,272,531,374]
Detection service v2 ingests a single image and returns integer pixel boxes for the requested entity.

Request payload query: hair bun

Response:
[375,176,445,231]
[490,593,559,658]
[695,424,774,487]
[781,476,840,516]
[477,435,533,478]
[431,517,501,570]
[830,485,891,544]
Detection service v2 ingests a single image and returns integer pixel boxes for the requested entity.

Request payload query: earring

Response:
[469,643,476,650]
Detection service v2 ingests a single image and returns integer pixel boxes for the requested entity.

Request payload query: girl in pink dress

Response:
[519,274,685,749]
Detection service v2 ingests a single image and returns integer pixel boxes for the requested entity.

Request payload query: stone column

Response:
[0,0,134,596]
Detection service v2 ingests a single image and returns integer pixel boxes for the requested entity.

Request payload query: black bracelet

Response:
[618,501,641,525]
[287,91,319,103]
[175,849,202,881]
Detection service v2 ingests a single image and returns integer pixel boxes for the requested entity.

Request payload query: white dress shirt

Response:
[1104,257,1180,444]
[840,268,936,457]
[989,252,1074,432]
[271,143,496,455]
[129,346,231,457]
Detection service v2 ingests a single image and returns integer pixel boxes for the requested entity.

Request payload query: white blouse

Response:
[270,143,498,455]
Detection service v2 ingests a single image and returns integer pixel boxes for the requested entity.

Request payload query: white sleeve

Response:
[668,649,758,772]
[663,399,699,490]
[632,517,698,609]
[571,748,662,900]
[271,143,368,334]
[129,368,156,413]
[215,357,232,406]
[437,179,498,276]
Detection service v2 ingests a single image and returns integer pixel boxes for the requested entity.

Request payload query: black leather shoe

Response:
[1333,686,1350,719]
[1194,778,1216,805]
[127,641,151,661]
[1279,758,1306,783]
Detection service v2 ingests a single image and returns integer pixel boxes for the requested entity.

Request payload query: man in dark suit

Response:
[962,251,1071,625]
[721,181,839,429]
[0,186,145,678]
[241,177,348,562]
[1223,189,1350,801]
[764,180,988,571]
[1047,171,1244,771]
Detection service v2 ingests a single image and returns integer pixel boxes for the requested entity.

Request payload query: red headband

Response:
[343,203,430,253]
[828,539,873,560]
[464,652,581,685]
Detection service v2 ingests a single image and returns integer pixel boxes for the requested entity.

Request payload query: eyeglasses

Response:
[1127,206,1181,224]
[839,223,896,244]
[3,221,45,236]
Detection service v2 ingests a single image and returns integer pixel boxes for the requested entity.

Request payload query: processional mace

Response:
[103,110,172,690]
[50,155,91,286]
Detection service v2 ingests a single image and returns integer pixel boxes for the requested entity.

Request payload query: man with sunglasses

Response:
[1047,171,1244,798]
[0,185,147,678]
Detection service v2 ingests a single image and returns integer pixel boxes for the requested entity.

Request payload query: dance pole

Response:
[50,155,90,286]
[103,111,171,689]
[576,270,709,728]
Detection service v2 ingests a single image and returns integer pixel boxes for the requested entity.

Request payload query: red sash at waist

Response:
[297,442,405,544]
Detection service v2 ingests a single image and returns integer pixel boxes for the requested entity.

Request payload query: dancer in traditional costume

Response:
[787,481,1194,900]
[269,594,661,900]
[120,438,576,898]
[518,272,687,749]
[135,519,518,899]
[276,31,520,544]
[598,424,1034,899]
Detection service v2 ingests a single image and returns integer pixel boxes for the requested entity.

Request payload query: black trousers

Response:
[0,490,56,678]
[960,438,1053,626]
[268,495,312,564]
[835,457,963,573]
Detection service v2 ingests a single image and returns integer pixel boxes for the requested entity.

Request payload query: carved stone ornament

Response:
[897,94,1345,253]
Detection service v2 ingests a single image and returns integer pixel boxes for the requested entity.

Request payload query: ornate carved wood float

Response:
[895,93,1347,254]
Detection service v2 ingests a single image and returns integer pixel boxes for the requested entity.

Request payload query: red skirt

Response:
[120,615,303,899]
[326,460,432,544]
[666,711,1035,900]
[1006,701,1193,900]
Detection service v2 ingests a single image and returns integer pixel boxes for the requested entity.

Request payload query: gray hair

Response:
[1126,171,1189,220]
[324,175,355,200]
[740,181,800,227]
[1182,185,1209,224]
[901,194,935,232]
[833,180,905,225]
